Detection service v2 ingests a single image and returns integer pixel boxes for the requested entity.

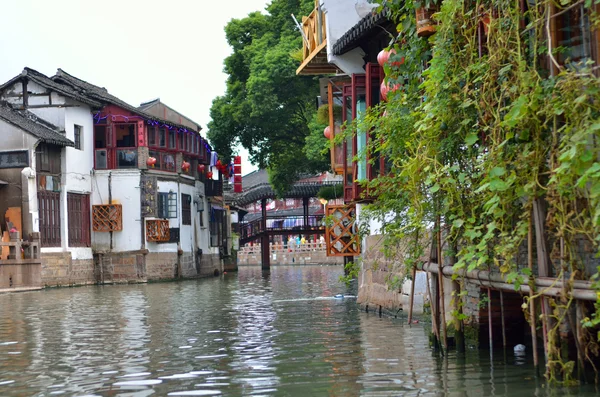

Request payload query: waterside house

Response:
[0,67,225,289]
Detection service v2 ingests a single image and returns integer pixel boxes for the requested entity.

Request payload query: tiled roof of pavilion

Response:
[224,170,342,207]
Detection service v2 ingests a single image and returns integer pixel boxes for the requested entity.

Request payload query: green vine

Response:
[349,0,600,384]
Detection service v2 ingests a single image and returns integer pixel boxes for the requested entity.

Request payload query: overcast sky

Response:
[0,0,270,175]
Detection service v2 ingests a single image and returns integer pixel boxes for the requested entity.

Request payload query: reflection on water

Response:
[0,265,596,396]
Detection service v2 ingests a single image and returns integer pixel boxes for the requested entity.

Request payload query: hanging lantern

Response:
[146,156,157,168]
[181,161,190,172]
[377,48,405,67]
[206,171,213,179]
[377,49,391,67]
[380,81,389,101]
[216,159,222,168]
[198,164,206,173]
[324,125,331,139]
[380,80,401,101]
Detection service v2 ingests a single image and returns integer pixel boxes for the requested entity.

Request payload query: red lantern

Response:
[198,164,206,173]
[324,125,331,139]
[380,80,401,101]
[181,161,190,172]
[206,171,213,179]
[146,156,157,168]
[216,159,222,168]
[377,49,391,67]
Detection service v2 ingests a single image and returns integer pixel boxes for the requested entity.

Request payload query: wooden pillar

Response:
[261,234,270,270]
[260,199,270,270]
[302,197,309,229]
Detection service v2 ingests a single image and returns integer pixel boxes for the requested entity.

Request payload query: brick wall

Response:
[41,252,95,287]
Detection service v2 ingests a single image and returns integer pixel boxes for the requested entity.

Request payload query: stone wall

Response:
[41,252,95,287]
[94,251,146,284]
[146,252,178,280]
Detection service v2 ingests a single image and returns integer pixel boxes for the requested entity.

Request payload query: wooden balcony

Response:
[296,1,339,75]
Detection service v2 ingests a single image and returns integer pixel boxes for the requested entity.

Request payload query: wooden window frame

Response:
[74,125,83,150]
[157,192,177,219]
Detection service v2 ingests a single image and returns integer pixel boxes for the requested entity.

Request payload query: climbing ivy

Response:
[352,0,600,384]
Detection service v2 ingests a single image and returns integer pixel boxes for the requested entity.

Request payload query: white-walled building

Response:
[0,68,225,286]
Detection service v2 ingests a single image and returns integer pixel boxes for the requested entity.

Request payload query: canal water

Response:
[0,265,596,396]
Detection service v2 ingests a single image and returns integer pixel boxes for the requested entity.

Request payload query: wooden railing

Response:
[239,242,327,255]
[301,1,327,61]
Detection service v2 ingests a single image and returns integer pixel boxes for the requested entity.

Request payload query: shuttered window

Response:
[38,191,61,247]
[67,193,90,247]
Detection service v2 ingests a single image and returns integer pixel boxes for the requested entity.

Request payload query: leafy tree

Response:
[207,0,329,194]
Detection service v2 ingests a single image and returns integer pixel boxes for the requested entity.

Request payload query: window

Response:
[181,194,191,225]
[36,143,61,174]
[74,125,82,150]
[158,192,177,218]
[116,149,137,168]
[210,207,224,247]
[178,133,184,151]
[147,126,156,146]
[67,193,90,247]
[168,130,176,149]
[159,128,167,147]
[38,191,61,247]
[115,124,136,148]
[554,4,598,67]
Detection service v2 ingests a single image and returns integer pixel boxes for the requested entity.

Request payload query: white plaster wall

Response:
[91,170,142,252]
[64,104,94,193]
[322,0,366,74]
[29,107,66,130]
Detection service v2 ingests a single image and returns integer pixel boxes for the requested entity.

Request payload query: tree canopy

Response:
[207,0,329,194]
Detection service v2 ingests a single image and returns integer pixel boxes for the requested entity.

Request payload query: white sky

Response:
[0,0,269,175]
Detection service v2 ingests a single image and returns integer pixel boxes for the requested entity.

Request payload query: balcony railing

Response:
[296,1,337,75]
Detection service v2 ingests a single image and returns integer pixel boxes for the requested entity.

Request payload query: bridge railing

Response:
[239,215,325,241]
[239,241,327,255]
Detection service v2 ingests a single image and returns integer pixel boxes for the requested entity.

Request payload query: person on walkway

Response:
[288,236,295,252]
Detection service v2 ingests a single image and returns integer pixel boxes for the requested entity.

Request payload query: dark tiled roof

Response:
[224,169,342,207]
[332,10,392,56]
[0,68,103,108]
[0,103,73,147]
[53,69,203,135]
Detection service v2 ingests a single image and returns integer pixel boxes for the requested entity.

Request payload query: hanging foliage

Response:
[353,0,600,383]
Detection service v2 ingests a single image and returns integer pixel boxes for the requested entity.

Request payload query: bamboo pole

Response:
[419,262,597,301]
[528,217,539,367]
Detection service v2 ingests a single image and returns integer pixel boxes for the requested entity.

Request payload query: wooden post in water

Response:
[261,199,270,270]
[488,288,493,352]
[500,291,507,349]
[528,217,539,367]
[437,217,448,351]
[407,264,417,324]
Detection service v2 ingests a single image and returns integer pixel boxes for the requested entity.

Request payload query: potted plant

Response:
[415,0,438,37]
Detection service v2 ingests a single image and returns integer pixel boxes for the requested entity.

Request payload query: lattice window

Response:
[92,204,123,232]
[146,219,170,242]
[325,204,360,257]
